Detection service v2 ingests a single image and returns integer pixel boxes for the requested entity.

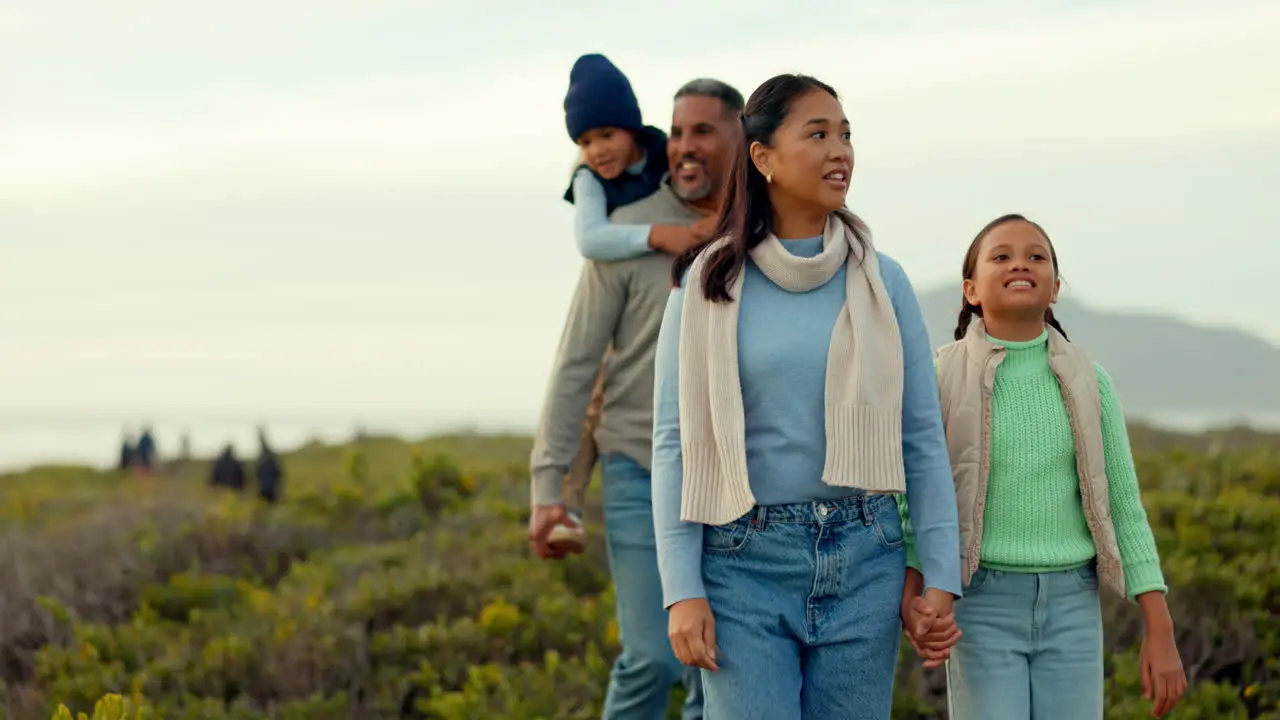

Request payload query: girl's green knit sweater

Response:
[906,331,1167,599]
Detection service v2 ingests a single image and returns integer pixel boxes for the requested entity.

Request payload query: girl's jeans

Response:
[946,564,1105,720]
[699,493,906,719]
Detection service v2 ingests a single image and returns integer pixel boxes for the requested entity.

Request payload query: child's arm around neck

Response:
[571,169,709,261]
[571,168,655,261]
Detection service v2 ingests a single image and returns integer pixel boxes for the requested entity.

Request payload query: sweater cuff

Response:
[917,527,964,598]
[1123,559,1169,600]
[627,227,653,256]
[531,468,565,506]
[661,567,706,610]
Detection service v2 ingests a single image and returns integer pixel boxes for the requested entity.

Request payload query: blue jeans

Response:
[946,564,1105,720]
[600,453,703,720]
[699,493,906,719]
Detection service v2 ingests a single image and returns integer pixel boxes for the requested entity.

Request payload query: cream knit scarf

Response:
[677,210,906,525]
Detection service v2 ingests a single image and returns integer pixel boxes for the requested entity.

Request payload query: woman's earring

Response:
[765,171,773,183]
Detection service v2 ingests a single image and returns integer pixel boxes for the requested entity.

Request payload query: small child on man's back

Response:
[562,53,714,262]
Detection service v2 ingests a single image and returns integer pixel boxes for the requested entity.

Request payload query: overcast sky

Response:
[3,0,1277,427]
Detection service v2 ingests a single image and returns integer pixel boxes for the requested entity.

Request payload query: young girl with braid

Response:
[905,213,1188,719]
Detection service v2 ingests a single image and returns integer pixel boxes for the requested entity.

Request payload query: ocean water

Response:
[1,411,1277,474]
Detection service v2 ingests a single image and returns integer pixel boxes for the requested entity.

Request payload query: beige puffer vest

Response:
[935,317,1126,599]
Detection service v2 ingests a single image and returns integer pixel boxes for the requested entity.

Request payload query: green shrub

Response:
[0,432,1275,718]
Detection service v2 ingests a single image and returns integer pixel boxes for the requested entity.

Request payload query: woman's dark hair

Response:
[954,213,1069,341]
[670,73,869,300]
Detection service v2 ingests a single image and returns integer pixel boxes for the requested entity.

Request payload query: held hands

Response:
[902,588,962,668]
[668,598,719,671]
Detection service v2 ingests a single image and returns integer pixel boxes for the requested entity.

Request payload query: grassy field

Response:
[1,425,1277,719]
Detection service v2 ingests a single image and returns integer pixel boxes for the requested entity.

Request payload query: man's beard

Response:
[674,178,713,202]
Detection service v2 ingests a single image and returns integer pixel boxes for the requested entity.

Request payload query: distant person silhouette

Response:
[117,430,135,472]
[210,444,246,491]
[255,427,283,503]
[133,426,157,475]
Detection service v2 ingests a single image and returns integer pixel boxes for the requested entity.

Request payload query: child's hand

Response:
[528,505,574,559]
[913,598,962,668]
[922,586,956,620]
[691,215,719,242]
[650,225,705,256]
[1139,625,1186,717]
[902,596,961,668]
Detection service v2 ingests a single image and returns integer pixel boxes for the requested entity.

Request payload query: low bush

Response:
[0,429,1274,718]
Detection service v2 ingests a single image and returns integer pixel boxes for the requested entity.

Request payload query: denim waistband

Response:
[743,492,897,527]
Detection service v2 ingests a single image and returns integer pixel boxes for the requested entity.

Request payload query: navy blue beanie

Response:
[563,54,644,142]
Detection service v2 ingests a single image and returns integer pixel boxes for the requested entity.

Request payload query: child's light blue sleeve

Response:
[880,253,964,598]
[572,168,654,261]
[651,283,706,608]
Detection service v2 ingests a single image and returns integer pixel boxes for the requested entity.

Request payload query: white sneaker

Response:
[547,510,585,554]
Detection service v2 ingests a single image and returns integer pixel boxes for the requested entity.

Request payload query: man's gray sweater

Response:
[530,180,706,505]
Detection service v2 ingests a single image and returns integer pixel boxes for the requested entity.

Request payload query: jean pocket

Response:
[870,496,905,550]
[702,513,757,555]
[1071,563,1099,592]
[963,566,992,594]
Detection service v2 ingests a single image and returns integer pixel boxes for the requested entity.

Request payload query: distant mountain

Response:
[915,286,1280,422]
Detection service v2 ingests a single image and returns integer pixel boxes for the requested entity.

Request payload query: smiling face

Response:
[576,127,642,180]
[668,93,737,205]
[963,219,1061,321]
[749,89,854,218]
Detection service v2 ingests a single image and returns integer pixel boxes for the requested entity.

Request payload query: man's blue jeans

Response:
[599,452,703,720]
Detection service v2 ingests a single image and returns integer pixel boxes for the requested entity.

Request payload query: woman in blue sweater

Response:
[650,73,963,718]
